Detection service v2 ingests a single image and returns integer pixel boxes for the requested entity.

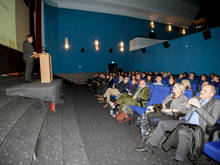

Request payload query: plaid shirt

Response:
[162,93,188,114]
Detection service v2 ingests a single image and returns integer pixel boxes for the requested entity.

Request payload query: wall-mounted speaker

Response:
[163,41,170,48]
[109,48,113,53]
[81,48,84,53]
[148,32,156,39]
[203,30,211,40]
[141,48,146,53]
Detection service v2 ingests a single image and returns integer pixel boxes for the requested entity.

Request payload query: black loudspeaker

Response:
[148,32,156,39]
[81,48,84,53]
[109,48,113,53]
[163,41,170,48]
[203,30,211,40]
[141,48,146,53]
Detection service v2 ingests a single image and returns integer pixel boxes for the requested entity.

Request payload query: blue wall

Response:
[44,3,181,73]
[130,27,220,75]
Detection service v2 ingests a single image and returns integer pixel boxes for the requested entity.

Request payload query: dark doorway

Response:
[108,63,117,73]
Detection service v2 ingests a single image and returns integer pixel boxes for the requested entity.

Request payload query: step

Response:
[0,101,48,165]
[33,104,64,165]
[0,97,34,144]
[62,89,90,165]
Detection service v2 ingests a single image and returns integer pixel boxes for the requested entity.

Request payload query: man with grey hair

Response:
[137,85,220,165]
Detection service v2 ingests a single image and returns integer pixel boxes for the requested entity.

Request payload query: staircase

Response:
[0,81,90,165]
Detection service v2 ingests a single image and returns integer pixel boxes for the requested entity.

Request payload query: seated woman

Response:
[181,79,192,90]
[181,79,193,99]
[143,83,188,137]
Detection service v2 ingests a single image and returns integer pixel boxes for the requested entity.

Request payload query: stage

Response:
[5,79,63,104]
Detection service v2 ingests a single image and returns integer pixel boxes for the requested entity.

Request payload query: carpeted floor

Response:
[71,86,191,165]
[0,77,217,165]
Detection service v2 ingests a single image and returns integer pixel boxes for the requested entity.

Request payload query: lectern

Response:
[32,53,53,83]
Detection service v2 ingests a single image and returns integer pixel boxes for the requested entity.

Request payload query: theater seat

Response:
[203,118,220,163]
[148,85,170,106]
[214,94,220,101]
[204,139,220,163]
[130,85,170,115]
[184,90,193,99]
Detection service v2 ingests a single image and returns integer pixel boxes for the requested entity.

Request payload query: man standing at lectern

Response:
[23,35,37,82]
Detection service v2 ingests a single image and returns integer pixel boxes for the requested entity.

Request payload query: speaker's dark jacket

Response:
[23,40,34,60]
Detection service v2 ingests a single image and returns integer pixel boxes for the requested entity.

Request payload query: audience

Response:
[89,71,220,164]
[153,75,163,86]
[136,84,220,164]
[181,79,191,90]
[116,80,150,113]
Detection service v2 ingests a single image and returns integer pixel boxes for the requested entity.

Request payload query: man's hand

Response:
[188,98,202,108]
[132,95,136,99]
[172,109,178,112]
[33,52,37,55]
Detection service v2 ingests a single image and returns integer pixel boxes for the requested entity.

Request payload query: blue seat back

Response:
[184,90,193,99]
[191,83,198,92]
[147,83,154,94]
[203,117,220,163]
[214,95,220,101]
[147,85,170,106]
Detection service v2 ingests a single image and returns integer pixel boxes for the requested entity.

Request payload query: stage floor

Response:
[6,79,63,103]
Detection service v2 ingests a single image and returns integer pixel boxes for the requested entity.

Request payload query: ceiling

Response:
[45,0,200,27]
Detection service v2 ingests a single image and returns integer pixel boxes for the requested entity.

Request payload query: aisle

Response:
[71,86,178,165]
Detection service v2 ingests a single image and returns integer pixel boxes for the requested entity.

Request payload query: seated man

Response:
[99,76,129,108]
[153,75,163,86]
[116,80,150,113]
[136,85,220,164]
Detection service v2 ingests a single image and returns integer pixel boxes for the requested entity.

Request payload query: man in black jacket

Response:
[100,75,129,108]
[23,35,37,82]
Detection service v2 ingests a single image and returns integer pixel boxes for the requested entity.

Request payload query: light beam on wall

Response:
[119,41,124,52]
[94,40,99,51]
[150,21,155,29]
[181,28,186,35]
[64,37,70,49]
[167,24,172,32]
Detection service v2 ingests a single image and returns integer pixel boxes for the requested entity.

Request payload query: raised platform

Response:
[6,79,63,104]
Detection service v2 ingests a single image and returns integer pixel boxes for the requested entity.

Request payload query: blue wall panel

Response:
[131,27,220,75]
[44,3,180,73]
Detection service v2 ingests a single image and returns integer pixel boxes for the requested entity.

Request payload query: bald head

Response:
[200,85,216,100]
[139,80,146,88]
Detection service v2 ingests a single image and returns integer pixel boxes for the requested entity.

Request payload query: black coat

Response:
[162,123,205,163]
[23,40,34,60]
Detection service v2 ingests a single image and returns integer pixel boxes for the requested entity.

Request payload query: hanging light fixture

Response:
[94,40,99,51]
[64,37,70,49]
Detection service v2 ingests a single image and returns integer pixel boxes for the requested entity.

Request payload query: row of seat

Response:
[127,84,220,163]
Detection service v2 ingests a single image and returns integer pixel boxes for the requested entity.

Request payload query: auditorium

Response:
[0,0,220,164]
